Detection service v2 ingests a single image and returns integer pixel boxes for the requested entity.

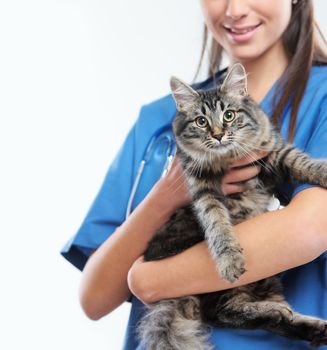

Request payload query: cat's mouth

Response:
[205,140,230,151]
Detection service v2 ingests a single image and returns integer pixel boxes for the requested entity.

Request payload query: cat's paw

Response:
[217,249,246,283]
[307,319,327,347]
[291,314,327,347]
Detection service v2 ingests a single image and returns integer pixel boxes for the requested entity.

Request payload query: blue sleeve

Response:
[60,122,137,271]
[292,103,327,198]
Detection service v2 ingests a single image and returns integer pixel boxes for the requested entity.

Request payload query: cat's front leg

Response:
[273,144,327,188]
[193,190,245,283]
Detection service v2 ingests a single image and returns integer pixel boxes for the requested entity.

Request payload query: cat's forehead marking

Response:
[199,92,226,116]
[200,101,212,115]
[220,100,225,111]
[203,98,215,111]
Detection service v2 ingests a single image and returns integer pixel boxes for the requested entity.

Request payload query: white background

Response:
[1,1,326,349]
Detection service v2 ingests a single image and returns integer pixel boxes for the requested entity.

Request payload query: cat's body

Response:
[137,64,327,349]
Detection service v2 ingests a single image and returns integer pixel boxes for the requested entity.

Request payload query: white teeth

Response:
[224,25,258,34]
[230,27,254,34]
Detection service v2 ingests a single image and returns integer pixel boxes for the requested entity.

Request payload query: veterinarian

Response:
[61,0,327,349]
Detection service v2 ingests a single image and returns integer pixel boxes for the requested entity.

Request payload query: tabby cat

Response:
[137,63,327,350]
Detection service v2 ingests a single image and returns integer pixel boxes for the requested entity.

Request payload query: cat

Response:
[136,63,327,350]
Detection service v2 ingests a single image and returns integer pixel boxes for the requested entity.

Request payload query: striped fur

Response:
[138,64,327,349]
[137,297,212,350]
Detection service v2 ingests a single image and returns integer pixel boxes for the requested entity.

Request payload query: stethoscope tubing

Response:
[125,160,146,219]
[125,128,175,219]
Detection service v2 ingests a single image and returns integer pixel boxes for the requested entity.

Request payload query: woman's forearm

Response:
[79,183,174,320]
[128,188,327,303]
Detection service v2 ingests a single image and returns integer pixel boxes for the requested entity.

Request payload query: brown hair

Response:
[195,0,327,141]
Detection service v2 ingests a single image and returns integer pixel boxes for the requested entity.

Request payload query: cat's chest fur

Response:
[224,189,273,224]
[182,153,274,225]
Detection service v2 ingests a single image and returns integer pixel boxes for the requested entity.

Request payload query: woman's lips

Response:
[223,24,261,44]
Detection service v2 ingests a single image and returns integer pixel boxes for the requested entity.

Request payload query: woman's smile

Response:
[201,0,293,62]
[223,23,262,44]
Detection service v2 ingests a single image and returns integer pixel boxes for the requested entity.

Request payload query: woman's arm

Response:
[128,187,327,304]
[79,156,191,320]
[79,153,266,320]
[79,188,168,320]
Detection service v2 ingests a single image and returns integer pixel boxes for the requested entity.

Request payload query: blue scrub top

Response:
[61,65,327,350]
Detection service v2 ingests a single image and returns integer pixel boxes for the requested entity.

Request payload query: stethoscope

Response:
[125,126,176,219]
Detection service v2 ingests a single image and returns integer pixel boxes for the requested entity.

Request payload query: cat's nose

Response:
[213,133,224,142]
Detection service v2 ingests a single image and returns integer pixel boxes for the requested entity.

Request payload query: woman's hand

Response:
[152,150,268,215]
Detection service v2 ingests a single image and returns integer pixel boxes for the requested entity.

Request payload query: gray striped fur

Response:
[137,297,212,350]
[138,64,327,349]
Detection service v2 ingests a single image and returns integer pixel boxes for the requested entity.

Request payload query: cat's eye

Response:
[223,110,236,123]
[195,116,208,128]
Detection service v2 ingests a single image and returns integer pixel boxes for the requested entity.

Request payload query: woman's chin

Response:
[227,47,265,64]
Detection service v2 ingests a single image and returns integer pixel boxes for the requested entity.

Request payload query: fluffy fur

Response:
[137,64,327,349]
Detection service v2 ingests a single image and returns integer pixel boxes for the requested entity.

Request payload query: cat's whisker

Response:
[167,148,209,190]
[210,146,213,170]
[194,157,204,179]
[231,139,270,153]
[189,152,207,179]
[234,144,278,179]
[231,138,278,173]
[190,158,201,179]
[231,137,268,152]
[170,181,188,197]
[233,139,280,178]
[166,167,190,191]
[237,143,278,177]
[231,137,271,152]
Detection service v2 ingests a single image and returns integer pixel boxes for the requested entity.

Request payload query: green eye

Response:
[195,116,208,128]
[223,110,236,123]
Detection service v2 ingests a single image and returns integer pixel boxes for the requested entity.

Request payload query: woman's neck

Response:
[231,41,289,103]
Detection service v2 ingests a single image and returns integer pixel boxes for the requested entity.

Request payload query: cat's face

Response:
[171,64,270,162]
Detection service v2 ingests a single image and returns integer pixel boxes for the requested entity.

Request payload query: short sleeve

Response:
[292,105,327,198]
[60,123,136,271]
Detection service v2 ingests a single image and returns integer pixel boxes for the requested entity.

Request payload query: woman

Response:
[61,0,327,349]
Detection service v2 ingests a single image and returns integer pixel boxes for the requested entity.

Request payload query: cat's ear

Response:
[170,76,200,112]
[220,63,248,97]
